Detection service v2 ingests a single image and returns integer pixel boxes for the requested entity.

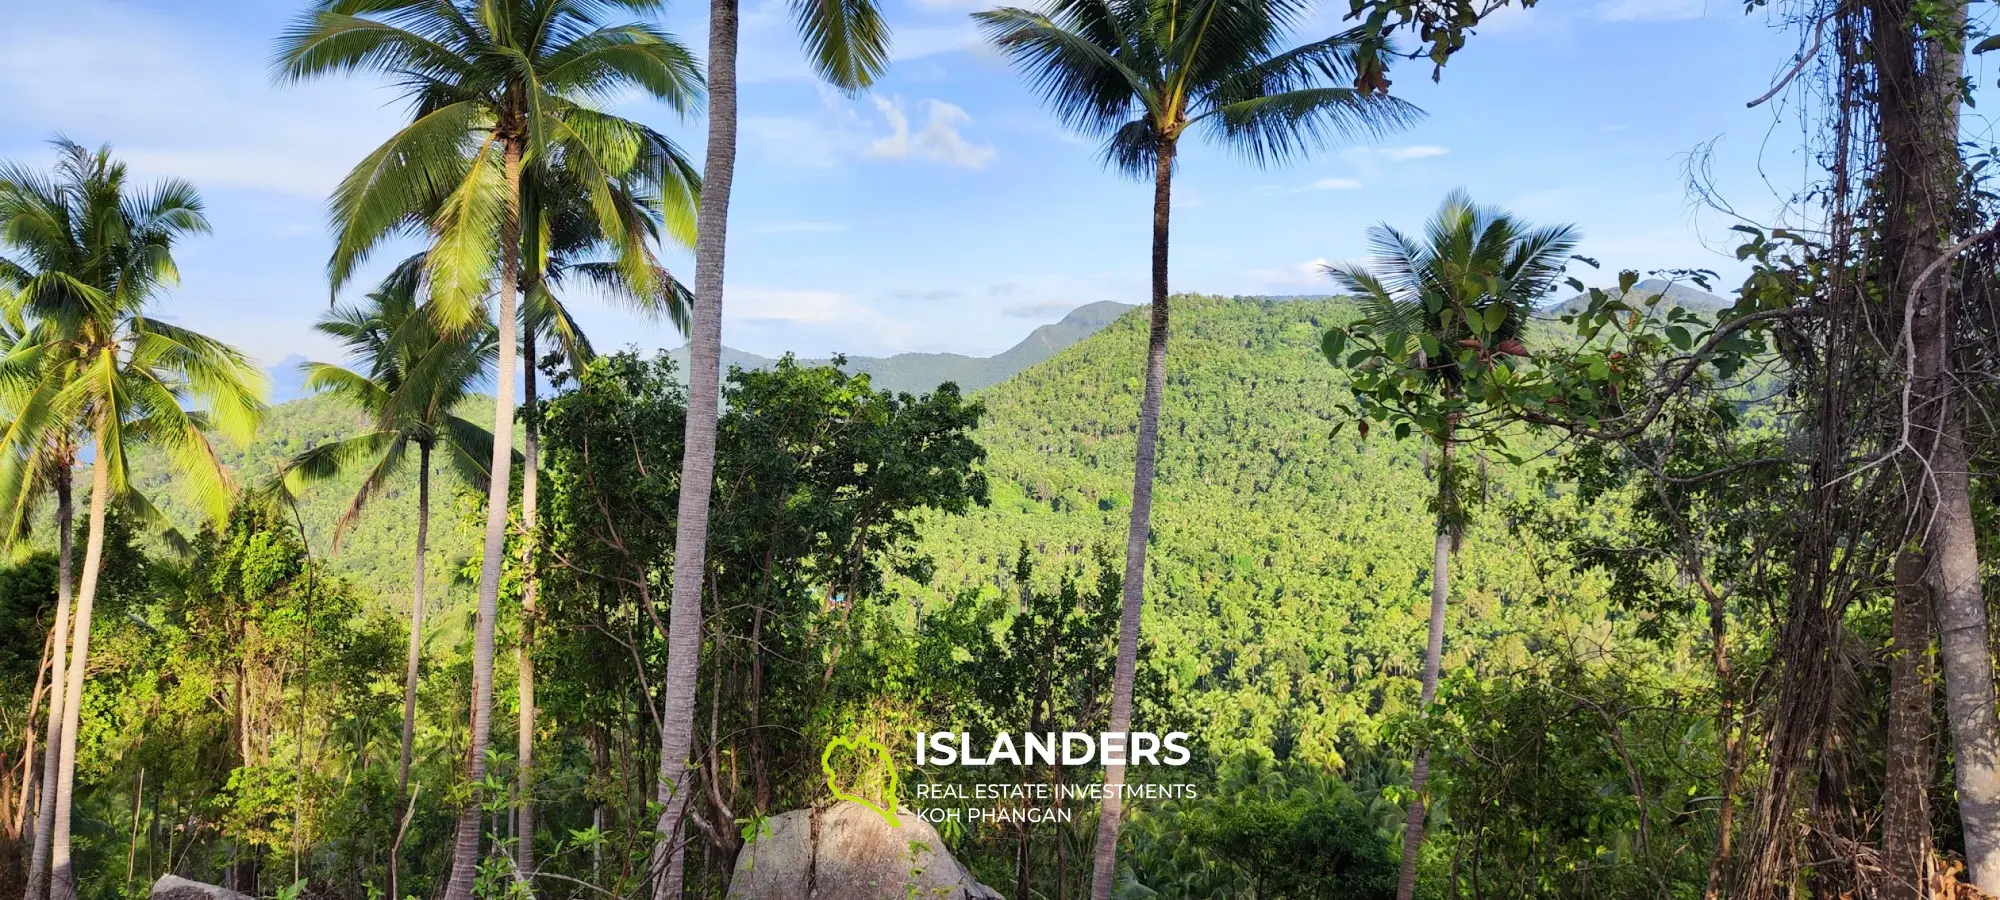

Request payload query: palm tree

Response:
[0,139,265,900]
[275,255,500,885]
[1321,191,1576,900]
[0,292,79,900]
[649,0,887,889]
[274,5,700,895]
[514,169,689,885]
[975,3,1417,894]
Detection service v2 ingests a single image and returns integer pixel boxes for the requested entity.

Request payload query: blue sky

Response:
[0,0,1827,387]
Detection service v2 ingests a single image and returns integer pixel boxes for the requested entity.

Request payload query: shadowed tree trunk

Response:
[518,328,539,890]
[443,133,525,900]
[1882,547,1934,900]
[1872,0,2000,890]
[1395,438,1452,900]
[23,473,71,900]
[654,0,738,894]
[49,433,111,900]
[1088,137,1176,900]
[396,441,432,864]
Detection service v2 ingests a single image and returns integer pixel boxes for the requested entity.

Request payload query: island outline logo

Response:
[821,733,902,827]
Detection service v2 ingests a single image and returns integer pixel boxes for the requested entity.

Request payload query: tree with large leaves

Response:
[648,0,887,888]
[1320,191,1576,900]
[273,4,700,896]
[975,2,1417,894]
[274,255,500,896]
[0,139,265,900]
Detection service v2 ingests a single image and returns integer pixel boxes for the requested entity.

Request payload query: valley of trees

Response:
[2,0,1999,899]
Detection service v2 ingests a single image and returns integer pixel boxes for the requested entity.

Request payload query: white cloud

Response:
[730,288,867,324]
[1002,299,1075,318]
[762,221,851,234]
[1596,0,1708,22]
[1301,177,1363,192]
[1379,145,1450,161]
[1248,257,1337,288]
[0,0,404,198]
[747,95,996,170]
[867,97,997,169]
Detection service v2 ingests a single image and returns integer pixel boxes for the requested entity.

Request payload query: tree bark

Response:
[1882,547,1934,900]
[49,432,111,900]
[442,133,524,900]
[395,440,431,875]
[653,0,737,893]
[23,472,70,900]
[1395,440,1452,900]
[1872,0,1999,889]
[518,330,539,890]
[1088,137,1175,900]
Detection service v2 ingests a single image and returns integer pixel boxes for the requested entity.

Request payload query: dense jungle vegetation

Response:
[6,0,2000,899]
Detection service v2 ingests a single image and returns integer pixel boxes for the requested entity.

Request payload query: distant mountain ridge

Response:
[667,300,1136,395]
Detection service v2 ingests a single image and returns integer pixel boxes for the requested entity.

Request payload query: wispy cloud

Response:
[746,94,996,169]
[731,288,867,324]
[1300,177,1363,192]
[1596,0,1708,22]
[1380,145,1450,161]
[762,221,851,234]
[867,97,997,169]
[1247,257,1336,288]
[0,0,403,198]
[1002,299,1075,319]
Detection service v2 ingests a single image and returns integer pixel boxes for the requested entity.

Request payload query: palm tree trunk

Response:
[50,437,111,900]
[396,441,432,863]
[517,332,539,891]
[12,625,50,841]
[653,0,738,893]
[1395,439,1453,900]
[23,474,71,900]
[1881,547,1934,900]
[443,134,524,900]
[1088,138,1175,900]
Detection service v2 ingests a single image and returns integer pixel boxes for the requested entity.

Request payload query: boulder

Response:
[726,801,1003,900]
[150,876,255,900]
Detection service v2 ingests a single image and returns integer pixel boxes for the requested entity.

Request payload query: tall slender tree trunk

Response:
[50,434,111,900]
[1882,547,1934,900]
[396,442,432,853]
[443,134,525,900]
[23,474,71,900]
[13,626,50,842]
[1088,137,1175,900]
[517,332,539,890]
[1395,438,1453,900]
[1873,0,2000,890]
[653,0,737,894]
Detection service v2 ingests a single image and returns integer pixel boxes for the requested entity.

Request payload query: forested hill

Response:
[904,295,1612,765]
[665,299,1135,394]
[134,296,1612,741]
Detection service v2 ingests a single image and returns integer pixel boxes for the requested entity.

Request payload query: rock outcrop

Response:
[725,801,1003,900]
[150,875,255,900]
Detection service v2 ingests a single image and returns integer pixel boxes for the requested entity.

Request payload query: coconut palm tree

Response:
[0,139,265,900]
[1321,191,1577,900]
[274,5,700,895]
[649,0,887,889]
[513,169,689,885]
[975,2,1418,894]
[0,291,79,900]
[275,255,501,880]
